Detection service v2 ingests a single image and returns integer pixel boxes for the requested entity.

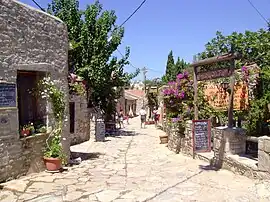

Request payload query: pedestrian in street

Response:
[139,107,147,128]
[119,110,124,128]
[125,114,130,125]
[115,111,120,129]
[153,106,159,127]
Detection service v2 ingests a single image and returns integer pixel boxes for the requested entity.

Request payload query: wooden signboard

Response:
[192,120,211,153]
[197,68,234,81]
[204,82,248,111]
[0,83,17,108]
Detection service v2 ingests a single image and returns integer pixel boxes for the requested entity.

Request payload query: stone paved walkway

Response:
[1,117,270,202]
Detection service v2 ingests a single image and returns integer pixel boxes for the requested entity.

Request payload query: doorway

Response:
[17,70,46,128]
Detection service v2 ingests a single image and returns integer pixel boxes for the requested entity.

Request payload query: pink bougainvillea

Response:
[162,71,194,122]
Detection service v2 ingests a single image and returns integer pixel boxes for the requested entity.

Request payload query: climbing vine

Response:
[38,77,67,163]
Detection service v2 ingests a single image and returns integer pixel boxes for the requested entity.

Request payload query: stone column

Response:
[95,109,105,142]
[211,127,246,168]
[258,136,270,173]
[183,120,193,156]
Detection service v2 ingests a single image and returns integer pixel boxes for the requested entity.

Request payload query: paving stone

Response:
[63,190,83,201]
[27,194,62,202]
[30,175,56,183]
[0,190,17,202]
[1,117,270,201]
[18,193,38,201]
[95,190,121,202]
[2,179,29,192]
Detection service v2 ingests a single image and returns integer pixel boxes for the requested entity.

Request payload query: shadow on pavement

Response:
[105,129,140,138]
[70,151,104,161]
[198,164,219,171]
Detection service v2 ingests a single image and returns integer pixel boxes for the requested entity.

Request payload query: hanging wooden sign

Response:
[197,68,234,81]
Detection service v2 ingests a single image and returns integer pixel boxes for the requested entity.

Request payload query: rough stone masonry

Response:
[0,0,69,182]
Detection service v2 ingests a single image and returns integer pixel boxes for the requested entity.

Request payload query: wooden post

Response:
[228,60,235,128]
[193,55,198,120]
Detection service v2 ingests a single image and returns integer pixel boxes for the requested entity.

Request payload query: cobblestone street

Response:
[1,117,270,202]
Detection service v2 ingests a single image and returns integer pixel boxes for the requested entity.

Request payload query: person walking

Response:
[139,107,147,128]
[119,110,124,128]
[153,106,159,127]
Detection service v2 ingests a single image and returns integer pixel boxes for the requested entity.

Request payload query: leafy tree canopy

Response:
[162,50,189,83]
[162,50,175,83]
[48,0,139,119]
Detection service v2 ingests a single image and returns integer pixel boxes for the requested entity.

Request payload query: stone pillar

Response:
[182,120,193,156]
[213,127,246,155]
[258,136,270,173]
[168,120,193,155]
[211,127,246,168]
[168,122,184,153]
[95,109,105,142]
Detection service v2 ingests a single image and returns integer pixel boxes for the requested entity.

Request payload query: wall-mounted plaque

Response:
[0,83,17,108]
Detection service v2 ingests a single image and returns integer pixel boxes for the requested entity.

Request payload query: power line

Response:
[116,48,163,73]
[116,49,137,70]
[119,0,147,27]
[31,0,45,12]
[247,0,269,24]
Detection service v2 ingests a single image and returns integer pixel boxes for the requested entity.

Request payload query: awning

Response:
[125,94,138,101]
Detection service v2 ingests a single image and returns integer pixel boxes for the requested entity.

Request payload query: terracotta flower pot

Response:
[43,157,62,171]
[159,135,168,144]
[21,129,30,137]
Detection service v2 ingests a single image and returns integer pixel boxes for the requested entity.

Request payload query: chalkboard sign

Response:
[0,83,17,108]
[192,120,211,152]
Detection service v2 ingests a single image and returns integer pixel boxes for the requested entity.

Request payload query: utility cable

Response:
[247,0,269,24]
[119,0,147,27]
[114,0,147,73]
[31,0,45,12]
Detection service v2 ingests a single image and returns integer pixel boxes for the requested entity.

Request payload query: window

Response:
[17,70,46,129]
[69,102,75,133]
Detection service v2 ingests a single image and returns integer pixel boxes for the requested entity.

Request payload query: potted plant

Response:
[37,77,67,171]
[43,129,66,171]
[20,123,35,137]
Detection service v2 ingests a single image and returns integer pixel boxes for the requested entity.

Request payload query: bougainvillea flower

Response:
[180,91,185,99]
[241,66,247,71]
[183,71,189,78]
[177,73,184,80]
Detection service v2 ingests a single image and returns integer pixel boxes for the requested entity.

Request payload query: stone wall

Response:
[0,0,69,182]
[258,136,270,173]
[0,133,49,182]
[69,95,90,145]
[167,120,193,156]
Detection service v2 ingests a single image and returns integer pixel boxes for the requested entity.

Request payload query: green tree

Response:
[198,29,270,135]
[175,57,189,75]
[48,0,139,120]
[162,50,175,83]
[48,0,83,71]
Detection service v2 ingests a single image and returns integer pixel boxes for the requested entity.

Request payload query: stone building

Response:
[0,0,69,182]
[125,90,145,115]
[69,93,90,145]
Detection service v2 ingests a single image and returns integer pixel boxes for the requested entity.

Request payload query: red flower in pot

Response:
[21,129,30,137]
[20,123,35,137]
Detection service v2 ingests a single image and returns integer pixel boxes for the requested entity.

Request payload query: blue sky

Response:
[21,0,269,80]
